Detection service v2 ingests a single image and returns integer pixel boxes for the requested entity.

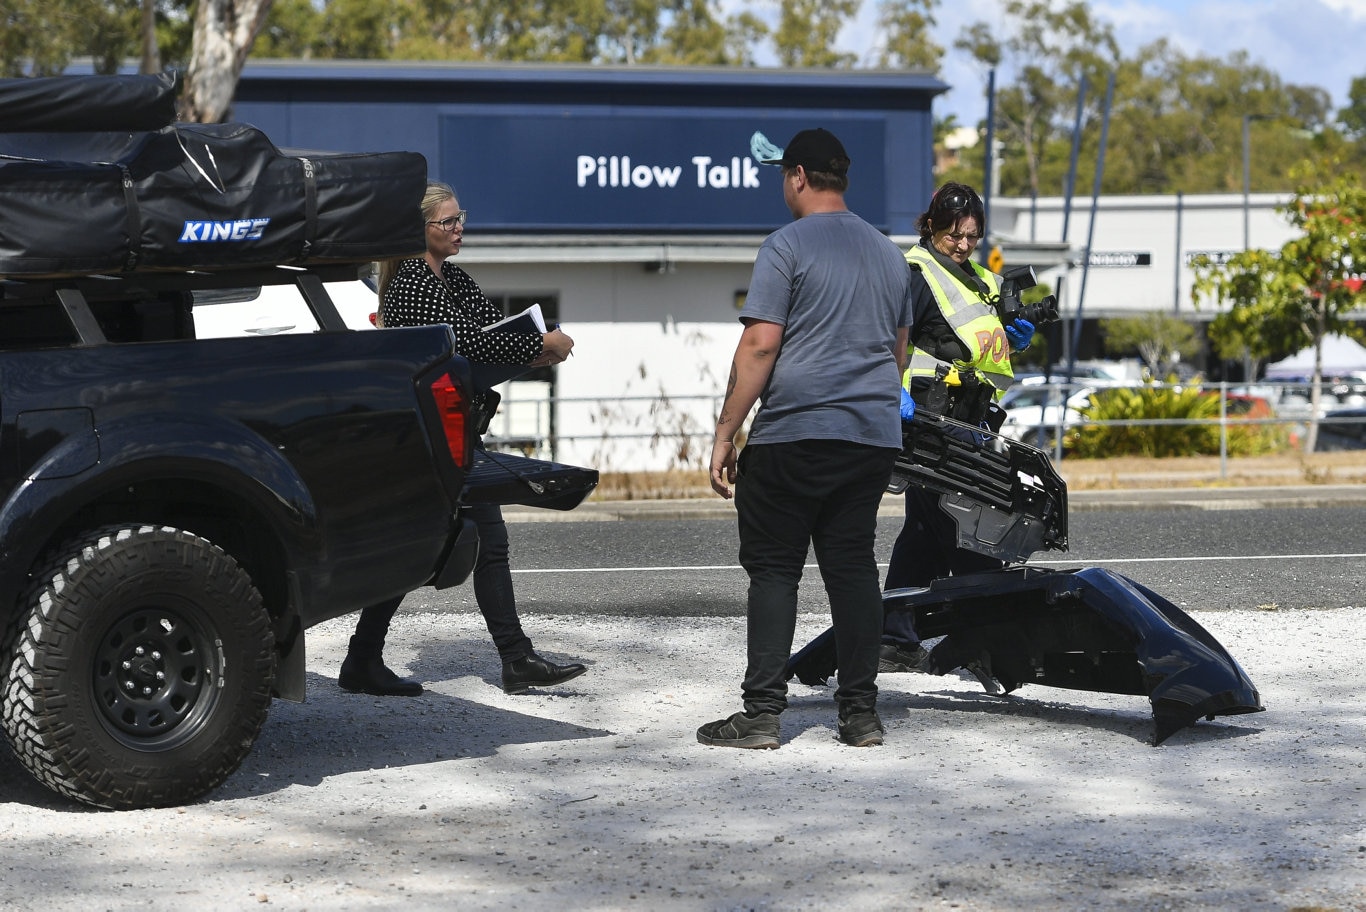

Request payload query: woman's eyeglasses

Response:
[426,210,468,231]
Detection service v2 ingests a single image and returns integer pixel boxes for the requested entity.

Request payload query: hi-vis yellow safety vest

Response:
[903,245,1014,399]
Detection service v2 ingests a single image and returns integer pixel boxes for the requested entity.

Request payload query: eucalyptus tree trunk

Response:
[180,0,273,123]
[139,0,160,74]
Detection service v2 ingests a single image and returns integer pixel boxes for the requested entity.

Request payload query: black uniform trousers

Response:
[882,485,1003,647]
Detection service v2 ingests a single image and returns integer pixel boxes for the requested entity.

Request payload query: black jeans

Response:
[350,500,534,665]
[734,439,898,718]
[882,485,1003,647]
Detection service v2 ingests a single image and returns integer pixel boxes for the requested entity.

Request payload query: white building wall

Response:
[991,192,1294,321]
[464,258,754,470]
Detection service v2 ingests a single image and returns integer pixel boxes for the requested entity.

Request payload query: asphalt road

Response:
[397,498,1366,620]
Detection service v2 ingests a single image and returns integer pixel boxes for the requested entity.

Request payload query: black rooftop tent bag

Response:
[0,71,426,277]
[0,71,181,133]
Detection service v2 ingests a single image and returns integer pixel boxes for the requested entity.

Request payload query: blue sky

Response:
[726,0,1366,128]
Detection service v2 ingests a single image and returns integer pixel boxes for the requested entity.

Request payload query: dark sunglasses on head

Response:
[936,192,972,212]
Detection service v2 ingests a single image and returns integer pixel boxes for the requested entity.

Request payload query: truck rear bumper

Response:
[431,513,479,589]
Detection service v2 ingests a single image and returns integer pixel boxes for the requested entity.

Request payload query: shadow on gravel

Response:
[214,665,612,801]
[0,671,611,810]
[0,634,611,810]
[784,682,1265,746]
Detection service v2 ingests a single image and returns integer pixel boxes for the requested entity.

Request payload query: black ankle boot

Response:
[501,652,587,695]
[338,654,424,697]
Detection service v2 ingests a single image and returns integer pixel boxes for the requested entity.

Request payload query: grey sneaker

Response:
[697,711,780,750]
[837,708,884,747]
[879,642,931,674]
[962,653,1004,695]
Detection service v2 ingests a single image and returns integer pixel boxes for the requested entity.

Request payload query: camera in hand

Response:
[996,265,1060,326]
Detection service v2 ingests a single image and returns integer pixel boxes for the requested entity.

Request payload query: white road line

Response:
[1033,552,1366,564]
[514,552,1366,573]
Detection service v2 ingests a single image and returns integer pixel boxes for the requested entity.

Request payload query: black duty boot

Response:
[878,642,931,674]
[501,652,587,694]
[338,655,424,697]
[837,707,884,747]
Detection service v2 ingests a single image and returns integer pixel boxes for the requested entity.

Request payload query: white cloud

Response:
[1320,0,1366,15]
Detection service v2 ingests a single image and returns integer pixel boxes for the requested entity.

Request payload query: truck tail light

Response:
[429,372,471,468]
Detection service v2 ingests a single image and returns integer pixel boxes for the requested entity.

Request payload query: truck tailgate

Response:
[462,449,599,512]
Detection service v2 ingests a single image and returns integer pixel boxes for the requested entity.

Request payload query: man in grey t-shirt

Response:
[698,127,926,750]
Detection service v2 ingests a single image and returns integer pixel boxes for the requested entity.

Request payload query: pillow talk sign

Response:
[440,111,887,231]
[576,154,761,190]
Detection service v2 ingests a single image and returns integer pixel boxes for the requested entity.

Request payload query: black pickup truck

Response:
[0,74,597,809]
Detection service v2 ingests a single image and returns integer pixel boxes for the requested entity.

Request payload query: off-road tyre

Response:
[1,524,275,809]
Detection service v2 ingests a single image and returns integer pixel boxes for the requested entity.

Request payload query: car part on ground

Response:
[788,412,1264,745]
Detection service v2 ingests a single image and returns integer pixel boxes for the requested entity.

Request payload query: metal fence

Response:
[1003,379,1366,469]
[482,392,726,472]
[483,381,1366,477]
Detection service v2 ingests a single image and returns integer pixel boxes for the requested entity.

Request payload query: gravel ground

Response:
[2,605,1364,911]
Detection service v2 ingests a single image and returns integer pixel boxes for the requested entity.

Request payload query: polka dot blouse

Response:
[378,258,543,365]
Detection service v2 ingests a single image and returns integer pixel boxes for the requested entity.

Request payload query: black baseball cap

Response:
[760,128,850,174]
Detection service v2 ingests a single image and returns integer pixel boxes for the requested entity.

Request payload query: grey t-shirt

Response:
[740,210,919,449]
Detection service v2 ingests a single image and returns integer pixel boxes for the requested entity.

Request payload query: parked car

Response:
[998,384,1274,449]
[1315,408,1366,451]
[997,383,1100,445]
[1260,376,1366,418]
[191,273,379,337]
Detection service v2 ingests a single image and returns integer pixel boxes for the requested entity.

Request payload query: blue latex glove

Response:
[899,386,917,421]
[1004,317,1036,352]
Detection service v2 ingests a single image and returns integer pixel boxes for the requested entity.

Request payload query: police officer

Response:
[880,182,1036,690]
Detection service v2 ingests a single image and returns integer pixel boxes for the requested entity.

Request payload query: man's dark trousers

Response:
[734,438,899,718]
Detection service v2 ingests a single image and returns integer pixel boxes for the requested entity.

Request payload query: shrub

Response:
[1065,385,1215,457]
[1216,395,1290,456]
[1066,385,1289,458]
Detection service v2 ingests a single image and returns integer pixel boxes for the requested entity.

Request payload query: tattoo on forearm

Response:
[717,363,738,429]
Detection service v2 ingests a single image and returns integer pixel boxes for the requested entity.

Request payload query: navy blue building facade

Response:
[231,61,946,236]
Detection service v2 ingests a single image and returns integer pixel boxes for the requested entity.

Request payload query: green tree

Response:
[773,0,858,68]
[941,17,1351,198]
[872,0,940,72]
[1,0,142,76]
[951,0,1120,198]
[252,0,773,68]
[1202,283,1307,383]
[1102,44,1329,196]
[251,0,322,58]
[1338,75,1366,140]
[648,1,767,66]
[1193,158,1366,453]
[648,0,732,65]
[1100,312,1199,378]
